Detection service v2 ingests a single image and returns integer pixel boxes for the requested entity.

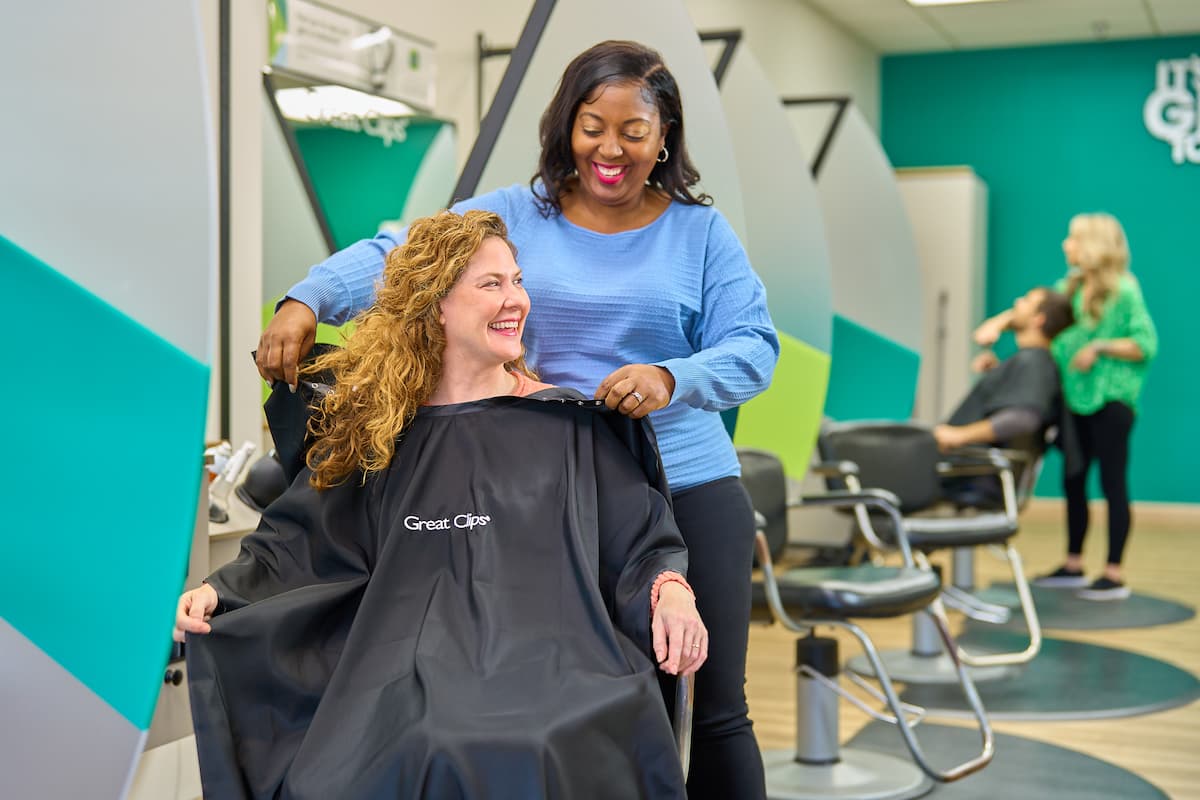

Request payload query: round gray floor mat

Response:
[973,582,1194,630]
[897,629,1200,721]
[845,720,1169,799]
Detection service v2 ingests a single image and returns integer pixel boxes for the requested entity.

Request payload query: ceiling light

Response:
[274,85,416,122]
[907,0,1007,6]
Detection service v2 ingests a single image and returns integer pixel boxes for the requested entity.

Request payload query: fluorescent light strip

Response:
[274,85,416,122]
[907,0,1007,6]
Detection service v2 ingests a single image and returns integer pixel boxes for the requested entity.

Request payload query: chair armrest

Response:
[792,489,914,566]
[935,450,1020,522]
[942,445,1020,466]
[936,447,1014,478]
[673,674,694,779]
[809,460,859,479]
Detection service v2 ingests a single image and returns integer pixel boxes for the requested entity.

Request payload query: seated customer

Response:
[933,287,1075,505]
[175,210,705,800]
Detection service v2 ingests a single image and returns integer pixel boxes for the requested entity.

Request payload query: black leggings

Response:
[664,476,766,800]
[1064,401,1135,566]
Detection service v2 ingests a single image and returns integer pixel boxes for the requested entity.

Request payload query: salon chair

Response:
[740,448,994,800]
[938,427,1053,595]
[814,422,1042,685]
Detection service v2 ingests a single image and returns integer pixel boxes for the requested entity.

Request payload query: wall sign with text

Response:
[1144,55,1199,165]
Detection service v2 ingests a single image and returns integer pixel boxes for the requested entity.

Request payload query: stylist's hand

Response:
[595,364,675,419]
[256,299,318,389]
[1071,344,1099,373]
[174,583,219,642]
[652,583,707,677]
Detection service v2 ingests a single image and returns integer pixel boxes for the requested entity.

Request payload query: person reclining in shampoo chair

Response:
[933,287,1076,508]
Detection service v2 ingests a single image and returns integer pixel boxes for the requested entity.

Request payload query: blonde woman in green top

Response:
[975,213,1157,601]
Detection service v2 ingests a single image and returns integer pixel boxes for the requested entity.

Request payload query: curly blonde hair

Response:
[303,210,535,489]
[1064,213,1130,321]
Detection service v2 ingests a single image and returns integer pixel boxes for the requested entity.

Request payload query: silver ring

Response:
[631,391,645,404]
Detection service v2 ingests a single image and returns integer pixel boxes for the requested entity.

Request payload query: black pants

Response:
[1063,401,1135,566]
[666,476,766,800]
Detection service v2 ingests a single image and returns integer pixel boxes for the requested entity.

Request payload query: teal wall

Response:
[882,35,1199,504]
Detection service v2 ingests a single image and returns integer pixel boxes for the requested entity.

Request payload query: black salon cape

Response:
[947,347,1082,476]
[947,348,1060,431]
[187,391,689,800]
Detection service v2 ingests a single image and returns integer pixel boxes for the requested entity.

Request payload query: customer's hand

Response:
[652,583,707,677]
[595,364,675,419]
[174,583,219,642]
[971,351,999,373]
[256,299,318,389]
[933,424,967,453]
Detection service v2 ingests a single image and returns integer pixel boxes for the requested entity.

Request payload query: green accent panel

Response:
[267,0,286,62]
[292,119,446,250]
[260,303,353,401]
[882,34,1199,503]
[0,236,208,729]
[734,332,831,480]
[823,314,918,422]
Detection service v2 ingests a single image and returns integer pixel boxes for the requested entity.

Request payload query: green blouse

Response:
[1051,274,1157,415]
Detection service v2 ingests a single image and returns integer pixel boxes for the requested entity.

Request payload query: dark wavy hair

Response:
[1034,287,1075,340]
[532,40,711,216]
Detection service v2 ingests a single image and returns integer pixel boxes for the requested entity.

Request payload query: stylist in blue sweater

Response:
[257,40,778,798]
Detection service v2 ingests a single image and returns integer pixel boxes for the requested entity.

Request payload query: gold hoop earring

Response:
[657,146,669,164]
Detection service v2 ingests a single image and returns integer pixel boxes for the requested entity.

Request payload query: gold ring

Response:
[631,391,644,404]
[690,644,700,650]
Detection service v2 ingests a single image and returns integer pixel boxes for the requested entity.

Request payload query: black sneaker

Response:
[1032,565,1088,588]
[1076,576,1132,601]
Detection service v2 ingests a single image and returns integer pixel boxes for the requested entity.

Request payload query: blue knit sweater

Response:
[288,184,779,491]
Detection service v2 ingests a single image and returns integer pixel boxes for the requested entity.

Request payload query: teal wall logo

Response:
[1143,55,1200,164]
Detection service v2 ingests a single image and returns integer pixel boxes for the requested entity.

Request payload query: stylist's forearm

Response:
[1094,338,1145,362]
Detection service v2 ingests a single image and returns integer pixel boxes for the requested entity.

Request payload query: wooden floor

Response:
[744,501,1200,800]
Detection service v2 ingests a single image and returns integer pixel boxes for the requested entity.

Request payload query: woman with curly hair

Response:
[176,210,705,799]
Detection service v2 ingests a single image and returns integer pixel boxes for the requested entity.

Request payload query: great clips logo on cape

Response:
[404,513,492,532]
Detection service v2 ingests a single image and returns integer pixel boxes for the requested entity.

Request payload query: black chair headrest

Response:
[736,448,789,563]
[818,422,942,513]
[234,452,290,512]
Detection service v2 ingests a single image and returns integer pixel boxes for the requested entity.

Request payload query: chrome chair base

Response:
[763,748,933,800]
[846,650,1019,685]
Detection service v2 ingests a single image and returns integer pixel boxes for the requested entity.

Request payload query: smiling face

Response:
[570,81,667,209]
[438,236,529,372]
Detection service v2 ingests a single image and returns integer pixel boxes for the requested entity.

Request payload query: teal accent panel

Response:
[721,407,738,438]
[824,314,919,422]
[882,34,1200,503]
[0,236,208,729]
[291,119,445,250]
